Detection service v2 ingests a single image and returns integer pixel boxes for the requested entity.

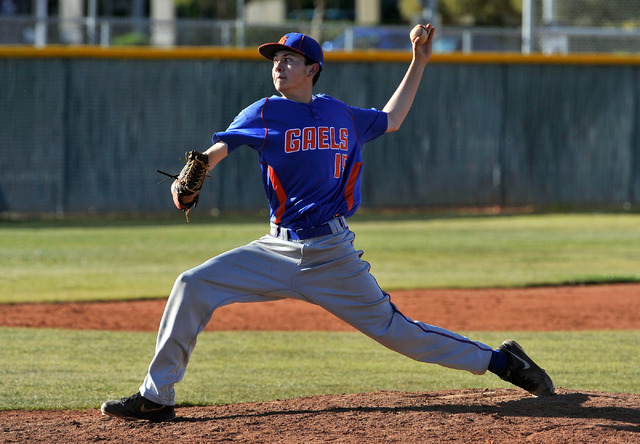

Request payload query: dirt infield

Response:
[1,284,639,443]
[2,284,639,332]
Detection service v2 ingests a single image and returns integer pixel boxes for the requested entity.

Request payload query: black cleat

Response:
[498,340,555,397]
[101,392,176,422]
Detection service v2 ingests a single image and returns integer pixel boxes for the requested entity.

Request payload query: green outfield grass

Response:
[0,327,638,410]
[1,212,639,411]
[1,213,639,303]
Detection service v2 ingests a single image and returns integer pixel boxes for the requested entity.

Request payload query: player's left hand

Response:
[171,181,199,209]
[168,150,210,222]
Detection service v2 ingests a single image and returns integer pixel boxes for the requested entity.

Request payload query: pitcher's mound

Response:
[3,388,638,443]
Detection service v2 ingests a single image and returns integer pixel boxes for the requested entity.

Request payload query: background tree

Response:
[439,0,521,26]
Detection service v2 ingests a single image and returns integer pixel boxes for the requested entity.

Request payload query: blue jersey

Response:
[212,94,387,230]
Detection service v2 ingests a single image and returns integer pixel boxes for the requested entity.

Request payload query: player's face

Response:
[272,50,315,98]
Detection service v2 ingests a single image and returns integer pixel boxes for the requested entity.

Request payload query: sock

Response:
[488,349,508,378]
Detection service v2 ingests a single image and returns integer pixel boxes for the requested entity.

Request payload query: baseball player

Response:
[101,25,554,422]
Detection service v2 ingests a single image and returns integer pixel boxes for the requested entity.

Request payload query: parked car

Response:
[322,27,412,52]
[322,27,505,53]
[433,35,505,53]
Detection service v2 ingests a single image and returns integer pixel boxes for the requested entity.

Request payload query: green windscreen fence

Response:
[1,50,638,215]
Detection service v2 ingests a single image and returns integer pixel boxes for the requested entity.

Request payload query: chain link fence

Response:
[535,0,640,54]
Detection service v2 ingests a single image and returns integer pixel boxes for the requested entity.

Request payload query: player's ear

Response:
[308,63,319,77]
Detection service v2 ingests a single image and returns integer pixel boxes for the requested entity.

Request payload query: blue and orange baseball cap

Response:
[258,33,324,71]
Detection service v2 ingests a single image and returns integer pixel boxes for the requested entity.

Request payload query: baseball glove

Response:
[158,150,209,222]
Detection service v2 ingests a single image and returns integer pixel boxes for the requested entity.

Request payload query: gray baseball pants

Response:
[140,228,493,406]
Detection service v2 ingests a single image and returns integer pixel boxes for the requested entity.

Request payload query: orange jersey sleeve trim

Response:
[268,165,287,224]
[258,98,269,153]
[344,161,362,211]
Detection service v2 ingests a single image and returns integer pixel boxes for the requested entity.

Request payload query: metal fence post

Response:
[522,0,535,54]
[34,0,47,47]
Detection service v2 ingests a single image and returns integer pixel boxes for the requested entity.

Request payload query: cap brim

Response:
[259,43,308,61]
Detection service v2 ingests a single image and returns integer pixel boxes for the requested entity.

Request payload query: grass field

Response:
[1,328,638,410]
[0,212,639,410]
[1,212,639,303]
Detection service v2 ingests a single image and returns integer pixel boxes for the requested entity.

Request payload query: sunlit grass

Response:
[1,328,637,410]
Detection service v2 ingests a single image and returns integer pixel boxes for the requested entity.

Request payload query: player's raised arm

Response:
[382,24,434,133]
